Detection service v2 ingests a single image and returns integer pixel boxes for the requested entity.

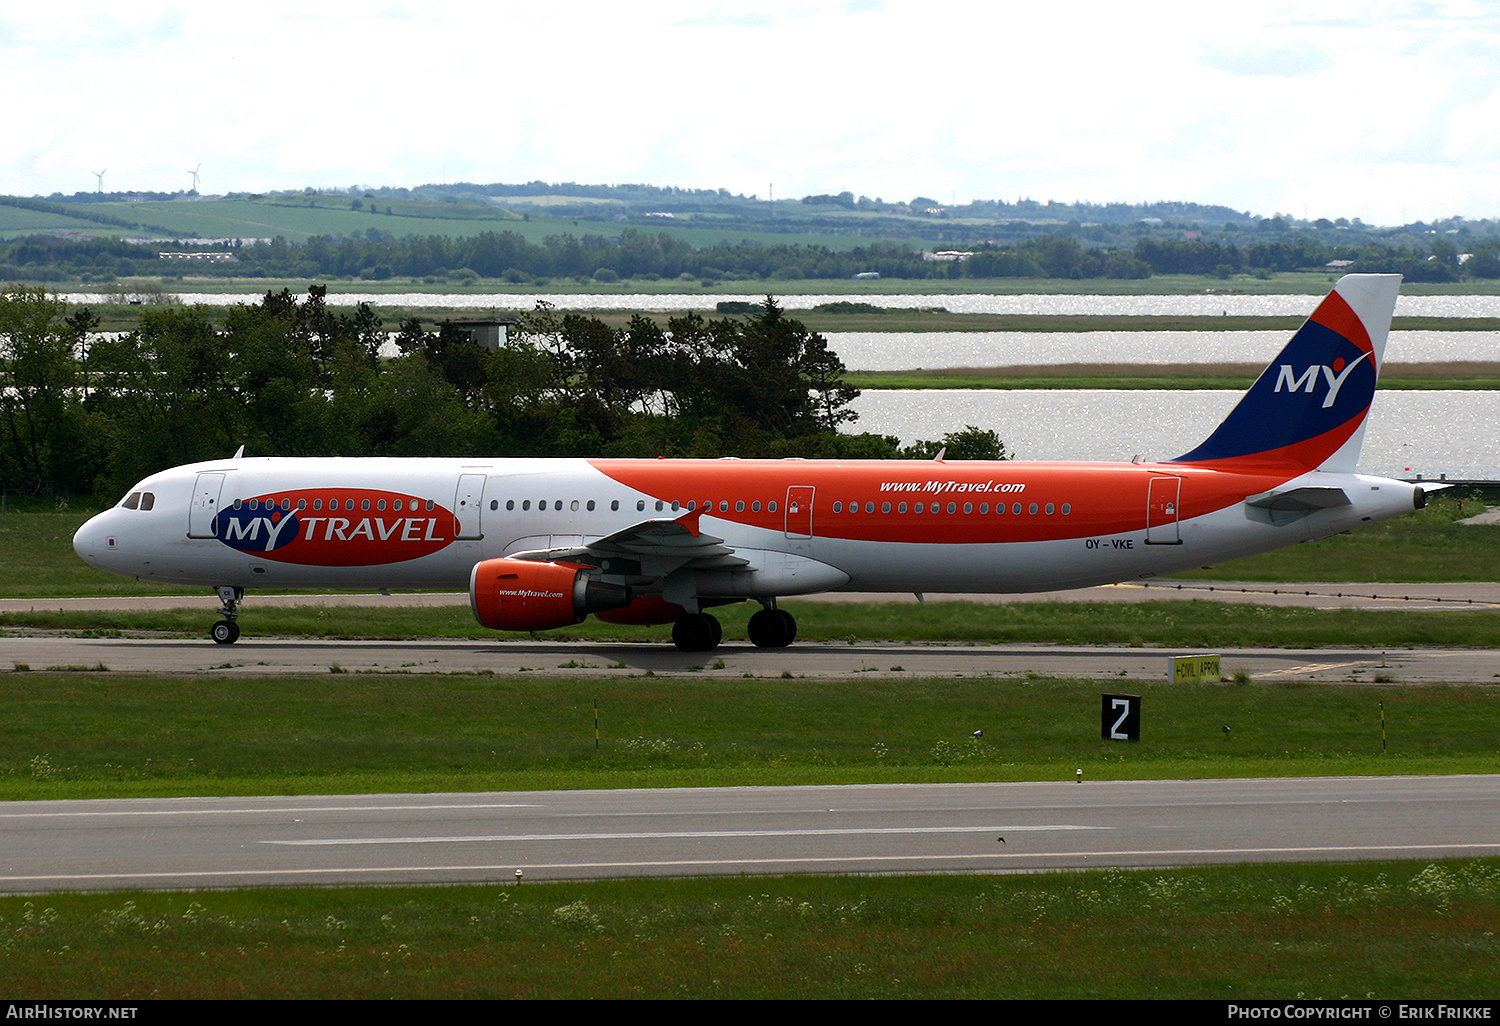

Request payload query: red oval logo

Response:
[216,488,454,565]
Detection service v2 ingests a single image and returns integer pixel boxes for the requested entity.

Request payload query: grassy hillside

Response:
[0,191,950,251]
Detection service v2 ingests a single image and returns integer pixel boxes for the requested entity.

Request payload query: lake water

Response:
[852,389,1500,480]
[64,289,1494,477]
[824,330,1500,369]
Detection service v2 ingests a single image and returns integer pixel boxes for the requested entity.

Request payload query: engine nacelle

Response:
[470,558,631,632]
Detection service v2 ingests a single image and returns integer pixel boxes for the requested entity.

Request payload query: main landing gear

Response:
[211,585,243,644]
[669,604,798,652]
[747,607,796,649]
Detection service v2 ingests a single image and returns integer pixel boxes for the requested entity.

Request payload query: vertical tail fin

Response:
[1168,273,1401,473]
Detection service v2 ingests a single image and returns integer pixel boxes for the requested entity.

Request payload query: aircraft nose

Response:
[72,513,114,568]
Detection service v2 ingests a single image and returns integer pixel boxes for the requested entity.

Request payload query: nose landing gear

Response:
[211,585,243,644]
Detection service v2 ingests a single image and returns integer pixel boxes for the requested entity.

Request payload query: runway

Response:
[2,633,1497,682]
[5,586,1497,895]
[2,633,1497,683]
[4,775,1498,893]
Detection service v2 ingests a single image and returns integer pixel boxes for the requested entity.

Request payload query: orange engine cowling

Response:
[595,596,686,626]
[469,558,631,632]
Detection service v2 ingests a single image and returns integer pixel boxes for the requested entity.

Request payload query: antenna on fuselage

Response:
[232,445,245,459]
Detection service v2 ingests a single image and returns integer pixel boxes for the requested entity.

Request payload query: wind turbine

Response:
[186,163,201,193]
[90,169,106,193]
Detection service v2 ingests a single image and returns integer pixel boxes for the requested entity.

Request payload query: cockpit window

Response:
[139,492,154,511]
[122,492,140,510]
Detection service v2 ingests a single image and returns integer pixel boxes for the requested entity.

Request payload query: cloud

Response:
[1199,39,1332,77]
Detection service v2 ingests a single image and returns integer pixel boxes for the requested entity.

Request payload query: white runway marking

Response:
[263,824,1109,846]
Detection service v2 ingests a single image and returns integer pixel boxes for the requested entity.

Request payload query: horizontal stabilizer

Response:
[1245,487,1352,513]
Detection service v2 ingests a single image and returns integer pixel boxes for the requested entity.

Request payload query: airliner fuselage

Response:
[73,275,1426,650]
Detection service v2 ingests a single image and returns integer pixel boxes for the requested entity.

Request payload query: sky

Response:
[6,0,1500,226]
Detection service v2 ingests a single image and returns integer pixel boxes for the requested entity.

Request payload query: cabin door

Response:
[454,474,487,540]
[784,486,815,540]
[1145,476,1182,545]
[188,472,226,539]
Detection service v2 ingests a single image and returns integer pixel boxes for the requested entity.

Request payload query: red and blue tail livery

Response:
[1170,274,1396,472]
[75,274,1427,650]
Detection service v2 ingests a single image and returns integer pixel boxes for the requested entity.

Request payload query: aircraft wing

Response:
[506,511,751,579]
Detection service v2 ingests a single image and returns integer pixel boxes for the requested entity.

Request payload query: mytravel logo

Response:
[1273,352,1372,410]
[214,488,454,566]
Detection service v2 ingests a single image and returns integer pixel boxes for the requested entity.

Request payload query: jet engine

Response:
[470,558,631,631]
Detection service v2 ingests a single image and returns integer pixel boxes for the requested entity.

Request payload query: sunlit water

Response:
[851,389,1500,480]
[824,330,1500,369]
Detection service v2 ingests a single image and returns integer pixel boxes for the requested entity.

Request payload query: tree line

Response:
[0,284,1005,498]
[7,225,1499,286]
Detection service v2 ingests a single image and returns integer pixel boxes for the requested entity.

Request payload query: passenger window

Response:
[587,500,596,511]
[570,500,580,511]
[1012,503,1022,515]
[611,500,619,511]
[735,501,744,512]
[506,500,514,511]
[915,503,924,513]
[1045,503,1055,515]
[898,502,908,514]
[752,501,761,512]
[296,498,306,511]
[523,500,531,511]
[1029,503,1039,515]
[490,500,498,510]
[1062,503,1072,515]
[833,502,843,513]
[979,503,988,514]
[719,500,729,512]
[768,501,777,513]
[963,502,972,514]
[377,499,387,511]
[881,502,891,513]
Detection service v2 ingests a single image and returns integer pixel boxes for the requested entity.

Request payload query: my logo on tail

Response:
[1274,352,1372,409]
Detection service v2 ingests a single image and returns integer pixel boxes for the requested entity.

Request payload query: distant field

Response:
[0,194,946,251]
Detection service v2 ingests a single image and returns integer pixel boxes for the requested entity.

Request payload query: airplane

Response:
[73,273,1427,652]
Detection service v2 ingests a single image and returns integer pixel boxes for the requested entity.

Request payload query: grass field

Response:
[3,862,1497,998]
[4,670,1499,801]
[3,669,1498,997]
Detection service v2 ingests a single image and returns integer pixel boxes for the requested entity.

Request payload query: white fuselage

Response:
[73,455,1423,600]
